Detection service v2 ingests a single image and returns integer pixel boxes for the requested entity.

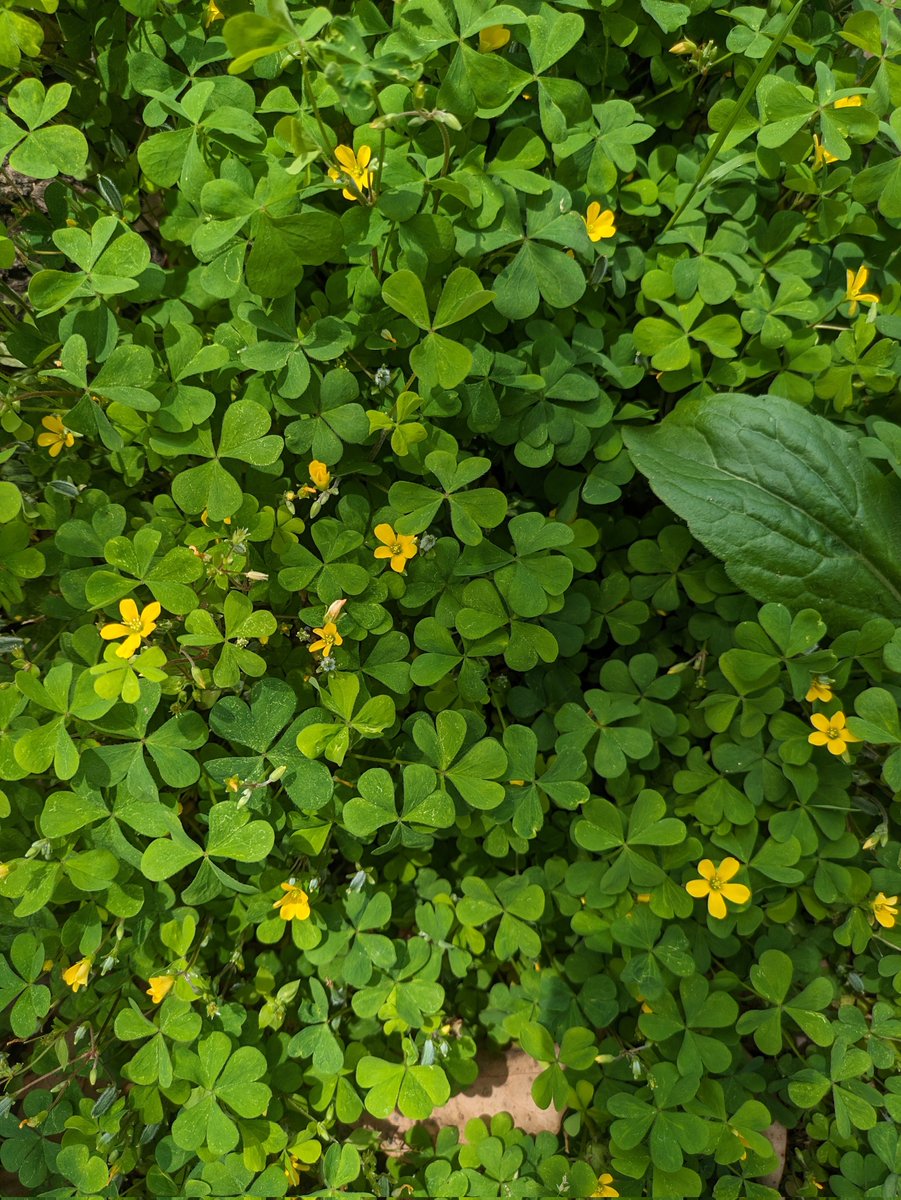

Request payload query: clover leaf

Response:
[154,399,283,521]
[382,268,495,390]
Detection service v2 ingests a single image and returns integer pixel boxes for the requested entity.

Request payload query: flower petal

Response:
[810,713,830,732]
[707,891,728,920]
[334,144,356,169]
[826,739,846,755]
[101,623,129,640]
[697,859,717,880]
[374,523,396,546]
[116,634,141,659]
[357,145,372,168]
[119,598,139,624]
[717,857,741,882]
[808,732,828,746]
[374,546,394,559]
[685,879,710,898]
[143,602,162,624]
[721,882,750,905]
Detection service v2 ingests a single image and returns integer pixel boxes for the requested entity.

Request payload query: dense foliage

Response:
[2,0,901,1196]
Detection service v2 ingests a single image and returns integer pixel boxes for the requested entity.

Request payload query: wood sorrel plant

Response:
[1,0,901,1196]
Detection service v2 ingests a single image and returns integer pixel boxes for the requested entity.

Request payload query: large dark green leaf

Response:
[624,394,901,631]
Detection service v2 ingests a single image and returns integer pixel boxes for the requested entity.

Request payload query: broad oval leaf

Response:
[624,393,901,631]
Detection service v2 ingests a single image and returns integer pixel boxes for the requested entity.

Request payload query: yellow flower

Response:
[593,1174,619,1199]
[309,621,343,657]
[100,598,161,659]
[284,1156,302,1186]
[225,775,241,793]
[63,957,91,993]
[686,858,751,920]
[584,201,617,242]
[328,144,372,201]
[845,266,879,316]
[273,881,310,921]
[872,893,899,929]
[810,134,838,170]
[309,460,331,490]
[808,711,861,755]
[146,975,175,1004]
[669,39,697,54]
[204,0,223,22]
[805,676,833,703]
[36,414,76,457]
[479,24,510,52]
[373,523,418,573]
[834,94,862,108]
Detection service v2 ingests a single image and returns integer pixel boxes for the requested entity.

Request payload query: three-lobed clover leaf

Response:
[179,591,277,688]
[389,450,507,546]
[736,948,835,1054]
[171,1032,271,1156]
[0,933,51,1037]
[382,267,495,391]
[153,398,283,522]
[342,765,454,852]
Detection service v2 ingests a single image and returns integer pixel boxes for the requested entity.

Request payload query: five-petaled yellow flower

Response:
[845,266,879,316]
[37,414,76,457]
[686,858,751,920]
[834,95,862,108]
[811,134,838,170]
[805,676,834,703]
[872,893,899,929]
[147,975,175,1004]
[309,621,343,657]
[101,598,161,659]
[329,144,372,201]
[63,957,91,993]
[584,201,616,242]
[479,24,510,52]
[273,881,310,921]
[808,711,860,755]
[593,1174,619,1199]
[374,523,418,573]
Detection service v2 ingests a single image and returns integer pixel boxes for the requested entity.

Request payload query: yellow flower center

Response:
[391,542,403,555]
[827,726,840,739]
[709,875,723,891]
[322,633,335,646]
[127,618,144,632]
